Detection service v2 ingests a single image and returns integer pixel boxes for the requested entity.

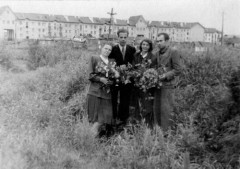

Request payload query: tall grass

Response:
[0,42,239,168]
[0,42,14,71]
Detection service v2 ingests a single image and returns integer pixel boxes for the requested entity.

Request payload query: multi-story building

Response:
[0,5,222,43]
[0,6,16,40]
[204,28,221,44]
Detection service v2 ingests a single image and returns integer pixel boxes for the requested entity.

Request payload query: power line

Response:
[221,11,224,46]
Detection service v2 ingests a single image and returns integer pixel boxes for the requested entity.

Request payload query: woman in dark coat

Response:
[131,39,155,127]
[87,43,115,136]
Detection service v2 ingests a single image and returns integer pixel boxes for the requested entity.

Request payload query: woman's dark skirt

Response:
[87,94,113,125]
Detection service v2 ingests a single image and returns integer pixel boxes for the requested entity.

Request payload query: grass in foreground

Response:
[0,43,239,169]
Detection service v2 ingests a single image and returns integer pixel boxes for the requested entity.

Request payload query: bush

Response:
[0,43,14,70]
[174,46,240,168]
[27,41,85,70]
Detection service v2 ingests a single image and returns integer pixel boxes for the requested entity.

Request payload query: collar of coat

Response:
[159,46,169,55]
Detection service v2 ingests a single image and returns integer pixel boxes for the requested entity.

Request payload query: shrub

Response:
[174,46,240,168]
[27,41,85,70]
[0,43,14,70]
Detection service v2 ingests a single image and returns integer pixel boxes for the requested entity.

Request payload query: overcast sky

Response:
[1,0,239,35]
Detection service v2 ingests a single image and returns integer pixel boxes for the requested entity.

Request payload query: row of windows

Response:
[2,20,14,24]
[152,28,189,32]
[17,22,135,31]
[18,31,85,38]
[137,27,146,31]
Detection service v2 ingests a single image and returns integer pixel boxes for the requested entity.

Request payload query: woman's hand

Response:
[100,77,108,84]
[100,77,113,85]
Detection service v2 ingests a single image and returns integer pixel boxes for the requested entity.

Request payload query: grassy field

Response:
[0,41,240,169]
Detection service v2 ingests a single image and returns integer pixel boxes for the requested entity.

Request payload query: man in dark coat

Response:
[109,29,136,125]
[152,33,183,131]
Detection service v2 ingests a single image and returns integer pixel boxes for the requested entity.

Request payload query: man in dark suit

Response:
[109,29,136,125]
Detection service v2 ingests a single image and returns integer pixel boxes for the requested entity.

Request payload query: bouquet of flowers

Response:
[115,59,153,85]
[118,60,167,93]
[115,63,134,84]
[137,68,159,92]
[137,64,168,91]
[95,61,120,93]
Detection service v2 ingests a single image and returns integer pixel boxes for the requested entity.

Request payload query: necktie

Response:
[121,46,125,60]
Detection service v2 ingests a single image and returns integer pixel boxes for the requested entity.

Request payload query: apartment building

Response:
[204,28,221,44]
[0,5,221,43]
[0,6,16,40]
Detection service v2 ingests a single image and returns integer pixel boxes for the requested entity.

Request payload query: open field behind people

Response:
[0,41,240,169]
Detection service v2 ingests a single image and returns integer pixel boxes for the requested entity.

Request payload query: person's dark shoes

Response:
[97,124,115,139]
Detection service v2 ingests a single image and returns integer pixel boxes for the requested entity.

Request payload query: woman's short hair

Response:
[117,29,129,37]
[139,39,153,52]
[102,42,113,48]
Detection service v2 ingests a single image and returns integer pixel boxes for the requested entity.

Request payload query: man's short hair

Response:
[117,29,129,37]
[157,33,170,41]
[139,39,153,52]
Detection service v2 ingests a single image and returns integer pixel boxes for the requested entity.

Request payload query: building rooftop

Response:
[129,15,143,26]
[115,19,127,26]
[205,28,220,33]
[0,5,221,34]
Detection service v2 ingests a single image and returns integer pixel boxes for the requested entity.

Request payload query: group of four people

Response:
[87,29,182,137]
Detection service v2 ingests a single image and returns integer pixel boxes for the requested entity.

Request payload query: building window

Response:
[85,25,87,28]
[7,20,10,24]
[12,21,14,24]
[43,29,44,32]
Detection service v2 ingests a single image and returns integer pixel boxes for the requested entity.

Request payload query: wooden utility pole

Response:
[107,8,117,40]
[221,11,224,46]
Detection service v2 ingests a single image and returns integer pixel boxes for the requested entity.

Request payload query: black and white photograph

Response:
[0,0,239,168]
